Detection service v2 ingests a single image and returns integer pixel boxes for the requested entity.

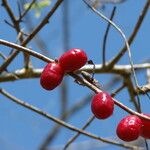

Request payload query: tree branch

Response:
[0,88,138,150]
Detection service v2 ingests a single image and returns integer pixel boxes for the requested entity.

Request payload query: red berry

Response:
[91,92,114,119]
[141,114,150,139]
[59,48,87,72]
[116,115,142,142]
[40,62,64,90]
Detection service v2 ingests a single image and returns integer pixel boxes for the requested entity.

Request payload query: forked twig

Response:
[83,0,139,89]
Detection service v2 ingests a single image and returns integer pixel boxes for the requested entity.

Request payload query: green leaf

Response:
[24,0,52,18]
[24,0,51,10]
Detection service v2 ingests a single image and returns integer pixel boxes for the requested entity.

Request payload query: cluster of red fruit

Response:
[40,48,150,142]
[117,114,150,141]
[40,48,87,90]
[91,92,150,142]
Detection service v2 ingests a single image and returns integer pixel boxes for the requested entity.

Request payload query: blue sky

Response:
[0,0,150,150]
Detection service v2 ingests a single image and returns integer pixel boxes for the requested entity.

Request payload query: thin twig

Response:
[18,0,37,22]
[0,52,7,60]
[0,39,53,63]
[102,6,116,66]
[145,92,150,100]
[63,116,95,150]
[4,19,14,28]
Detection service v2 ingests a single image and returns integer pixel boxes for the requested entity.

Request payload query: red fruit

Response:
[91,92,114,119]
[40,62,64,90]
[141,114,150,139]
[116,115,142,142]
[59,48,87,72]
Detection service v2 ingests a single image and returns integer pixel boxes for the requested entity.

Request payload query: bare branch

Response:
[108,0,150,68]
[83,0,139,90]
[1,62,150,82]
[0,88,138,149]
[0,39,53,62]
[0,0,64,73]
